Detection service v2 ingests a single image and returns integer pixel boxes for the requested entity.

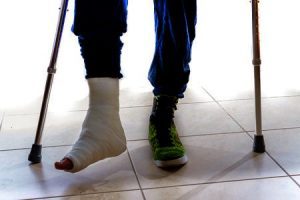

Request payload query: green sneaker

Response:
[148,95,188,167]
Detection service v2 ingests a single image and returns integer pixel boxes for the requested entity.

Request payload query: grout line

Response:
[227,126,300,135]
[4,109,88,117]
[290,176,300,188]
[201,86,255,139]
[5,92,300,117]
[5,93,300,117]
[0,144,73,152]
[258,126,300,133]
[0,132,245,152]
[233,126,300,137]
[2,126,299,153]
[210,94,300,103]
[22,188,144,200]
[0,132,243,153]
[179,131,246,138]
[0,147,32,152]
[3,101,214,117]
[211,98,254,102]
[126,150,147,200]
[141,176,289,191]
[263,151,300,189]
[290,173,300,176]
[0,112,4,132]
[3,126,300,153]
[202,86,300,189]
[260,94,300,99]
[121,101,217,109]
[126,131,249,143]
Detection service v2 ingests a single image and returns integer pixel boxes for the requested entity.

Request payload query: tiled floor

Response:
[1,0,300,199]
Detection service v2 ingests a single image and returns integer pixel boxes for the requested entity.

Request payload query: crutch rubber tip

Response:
[253,135,265,153]
[28,144,42,163]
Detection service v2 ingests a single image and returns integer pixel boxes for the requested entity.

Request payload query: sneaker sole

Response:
[154,155,188,168]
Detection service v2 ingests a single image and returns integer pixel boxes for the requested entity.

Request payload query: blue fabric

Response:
[150,0,197,97]
[73,0,196,97]
[72,0,128,79]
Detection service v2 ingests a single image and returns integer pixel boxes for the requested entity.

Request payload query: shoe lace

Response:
[152,96,178,147]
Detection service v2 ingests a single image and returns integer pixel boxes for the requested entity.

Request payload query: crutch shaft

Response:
[48,0,69,74]
[29,0,69,163]
[252,0,261,66]
[34,74,54,144]
[33,0,68,145]
[251,0,265,152]
[254,67,262,135]
[252,0,262,136]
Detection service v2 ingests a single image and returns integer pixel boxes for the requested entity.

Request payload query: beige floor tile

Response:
[120,82,212,108]
[49,96,89,113]
[219,100,255,131]
[120,106,151,141]
[0,111,85,150]
[120,102,242,141]
[181,85,214,104]
[128,133,285,189]
[175,102,243,136]
[1,97,42,116]
[120,85,153,108]
[144,177,300,200]
[199,67,254,101]
[0,114,39,150]
[220,97,300,132]
[47,190,144,200]
[292,176,300,186]
[0,147,139,200]
[3,96,88,116]
[262,129,300,175]
[202,72,300,101]
[3,80,211,117]
[43,112,86,146]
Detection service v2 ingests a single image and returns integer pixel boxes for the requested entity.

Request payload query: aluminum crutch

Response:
[251,0,265,153]
[28,0,69,163]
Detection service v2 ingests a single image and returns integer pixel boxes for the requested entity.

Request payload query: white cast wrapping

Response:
[65,78,126,173]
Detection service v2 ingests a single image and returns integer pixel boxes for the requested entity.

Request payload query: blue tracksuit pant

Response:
[72,0,197,98]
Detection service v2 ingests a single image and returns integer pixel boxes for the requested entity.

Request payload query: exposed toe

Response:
[54,158,74,170]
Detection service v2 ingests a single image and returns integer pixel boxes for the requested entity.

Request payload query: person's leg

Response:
[73,0,128,79]
[149,0,197,98]
[55,0,128,173]
[148,0,197,167]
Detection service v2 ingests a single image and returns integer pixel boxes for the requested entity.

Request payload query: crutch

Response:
[28,0,69,163]
[251,0,265,153]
